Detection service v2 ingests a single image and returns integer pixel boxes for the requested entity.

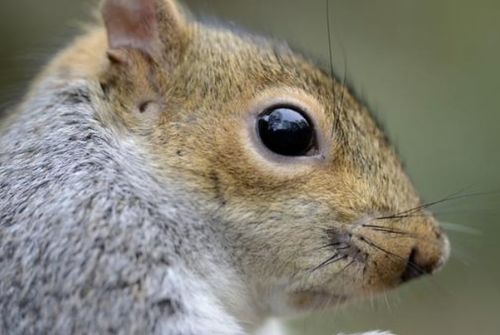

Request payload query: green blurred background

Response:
[1,1,499,334]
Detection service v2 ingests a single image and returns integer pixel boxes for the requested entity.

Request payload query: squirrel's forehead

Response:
[191,26,323,72]
[185,28,333,100]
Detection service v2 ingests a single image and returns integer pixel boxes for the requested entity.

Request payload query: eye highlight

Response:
[257,106,316,156]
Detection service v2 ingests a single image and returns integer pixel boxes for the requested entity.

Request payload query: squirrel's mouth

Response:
[284,215,450,313]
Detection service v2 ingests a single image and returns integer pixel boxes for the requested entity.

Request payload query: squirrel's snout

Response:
[400,233,449,283]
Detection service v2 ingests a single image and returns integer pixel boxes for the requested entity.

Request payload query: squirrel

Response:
[0,0,450,334]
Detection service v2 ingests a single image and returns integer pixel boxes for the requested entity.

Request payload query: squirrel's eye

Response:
[257,106,315,156]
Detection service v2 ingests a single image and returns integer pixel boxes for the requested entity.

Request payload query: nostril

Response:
[400,247,433,283]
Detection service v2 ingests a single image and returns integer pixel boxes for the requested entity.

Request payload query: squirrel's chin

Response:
[286,291,350,312]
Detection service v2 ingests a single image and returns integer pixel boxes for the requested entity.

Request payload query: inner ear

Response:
[102,0,159,57]
[102,0,186,60]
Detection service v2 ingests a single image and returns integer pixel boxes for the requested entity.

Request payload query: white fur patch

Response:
[255,319,287,335]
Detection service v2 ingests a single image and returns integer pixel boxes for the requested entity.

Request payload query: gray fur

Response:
[0,1,445,332]
[0,78,245,335]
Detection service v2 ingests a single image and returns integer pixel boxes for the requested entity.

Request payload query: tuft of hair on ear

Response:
[102,0,187,64]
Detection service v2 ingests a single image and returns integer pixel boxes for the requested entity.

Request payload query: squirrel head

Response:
[99,0,449,315]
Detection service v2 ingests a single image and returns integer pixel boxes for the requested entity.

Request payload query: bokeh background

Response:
[1,1,499,334]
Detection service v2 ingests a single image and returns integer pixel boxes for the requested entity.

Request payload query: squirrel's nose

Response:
[400,242,447,283]
[400,247,432,282]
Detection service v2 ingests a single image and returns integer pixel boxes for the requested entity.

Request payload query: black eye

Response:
[257,106,316,156]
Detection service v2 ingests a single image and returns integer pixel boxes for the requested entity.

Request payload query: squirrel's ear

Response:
[102,0,186,61]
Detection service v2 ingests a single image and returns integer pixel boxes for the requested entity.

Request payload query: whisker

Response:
[308,241,348,253]
[376,189,499,220]
[311,254,347,273]
[335,258,355,275]
[383,292,392,313]
[358,236,401,259]
[312,253,337,272]
[325,0,334,82]
[362,224,409,235]
[432,208,499,216]
[325,0,337,139]
[440,221,482,235]
[374,212,428,220]
[325,0,351,151]
[371,189,500,231]
[371,227,407,235]
[339,52,348,116]
[448,244,473,267]
[363,224,445,248]
[358,236,428,277]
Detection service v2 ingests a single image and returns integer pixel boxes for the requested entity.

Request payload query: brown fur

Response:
[32,0,448,313]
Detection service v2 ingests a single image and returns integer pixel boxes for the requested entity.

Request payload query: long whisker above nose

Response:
[361,223,444,247]
[375,189,500,220]
[362,224,410,235]
[439,221,482,235]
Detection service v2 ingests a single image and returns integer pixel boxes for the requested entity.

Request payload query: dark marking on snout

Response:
[326,228,367,263]
[400,247,434,283]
